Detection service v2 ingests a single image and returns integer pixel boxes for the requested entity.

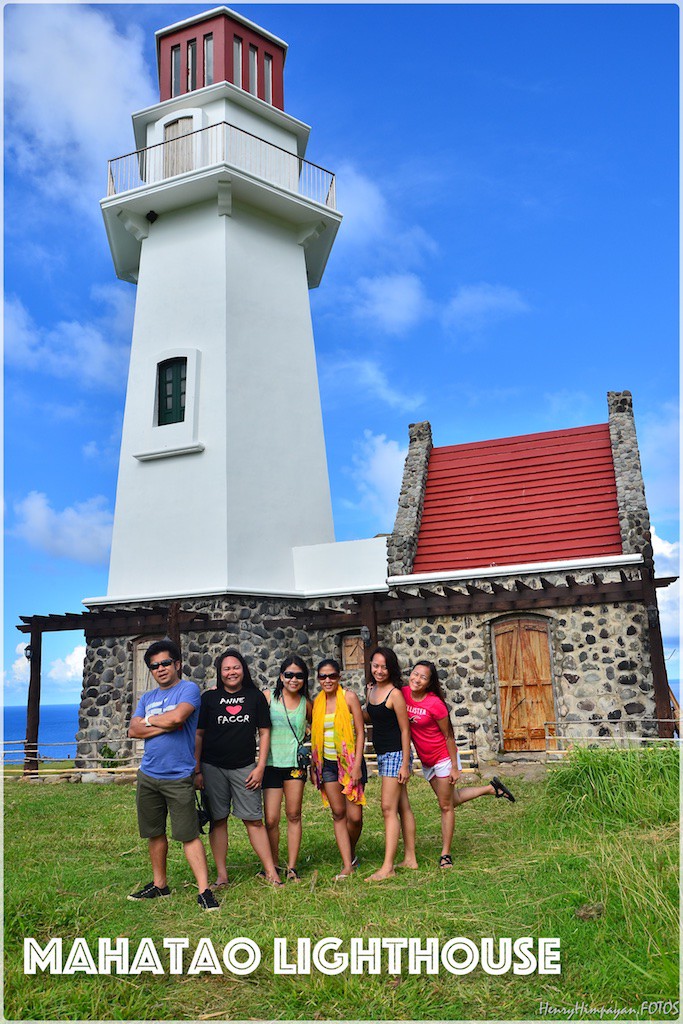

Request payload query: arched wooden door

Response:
[493,618,555,752]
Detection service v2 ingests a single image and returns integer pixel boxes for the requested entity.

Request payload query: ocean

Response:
[3,703,80,761]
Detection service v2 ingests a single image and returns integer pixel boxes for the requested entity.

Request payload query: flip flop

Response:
[333,871,353,881]
[210,881,229,891]
[492,776,516,802]
[286,867,301,882]
[256,866,282,879]
[439,854,453,868]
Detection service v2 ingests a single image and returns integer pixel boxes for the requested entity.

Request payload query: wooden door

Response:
[132,638,162,754]
[164,117,194,177]
[493,618,555,751]
[342,635,365,671]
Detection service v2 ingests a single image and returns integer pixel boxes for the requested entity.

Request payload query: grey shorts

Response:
[136,770,199,843]
[201,762,263,821]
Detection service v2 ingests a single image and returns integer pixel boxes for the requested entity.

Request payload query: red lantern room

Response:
[156,6,287,109]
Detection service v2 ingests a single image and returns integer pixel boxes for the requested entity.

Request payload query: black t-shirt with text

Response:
[198,686,271,769]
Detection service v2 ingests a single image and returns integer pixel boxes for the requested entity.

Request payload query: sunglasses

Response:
[149,658,175,671]
[283,671,304,680]
[318,672,339,680]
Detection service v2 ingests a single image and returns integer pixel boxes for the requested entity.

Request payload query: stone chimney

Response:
[387,421,432,577]
[607,390,653,565]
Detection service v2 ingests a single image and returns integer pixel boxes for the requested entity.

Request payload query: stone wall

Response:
[383,565,656,760]
[387,421,432,576]
[77,593,361,765]
[79,567,656,764]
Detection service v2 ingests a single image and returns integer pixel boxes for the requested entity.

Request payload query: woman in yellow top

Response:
[310,658,366,879]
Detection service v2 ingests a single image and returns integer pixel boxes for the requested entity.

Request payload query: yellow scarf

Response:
[311,687,366,806]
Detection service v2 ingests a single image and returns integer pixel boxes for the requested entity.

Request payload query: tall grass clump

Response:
[544,745,679,826]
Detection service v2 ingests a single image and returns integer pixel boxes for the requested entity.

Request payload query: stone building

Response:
[76,390,674,765]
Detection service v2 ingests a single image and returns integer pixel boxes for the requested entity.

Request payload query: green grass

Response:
[4,751,680,1021]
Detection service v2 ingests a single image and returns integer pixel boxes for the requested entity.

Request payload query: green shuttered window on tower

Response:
[157,357,187,425]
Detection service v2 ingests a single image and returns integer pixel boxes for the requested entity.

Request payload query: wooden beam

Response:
[167,601,181,654]
[23,625,42,776]
[640,565,675,739]
[357,593,378,677]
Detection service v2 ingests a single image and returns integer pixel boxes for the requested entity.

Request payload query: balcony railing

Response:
[106,121,336,209]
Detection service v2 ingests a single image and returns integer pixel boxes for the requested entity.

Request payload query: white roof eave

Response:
[388,553,644,587]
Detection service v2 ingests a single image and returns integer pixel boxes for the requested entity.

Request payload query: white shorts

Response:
[421,753,462,781]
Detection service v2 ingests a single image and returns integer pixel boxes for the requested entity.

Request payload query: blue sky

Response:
[4,2,679,705]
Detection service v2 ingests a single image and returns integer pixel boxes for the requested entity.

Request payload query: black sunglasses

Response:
[283,671,305,680]
[149,658,175,670]
[318,672,339,680]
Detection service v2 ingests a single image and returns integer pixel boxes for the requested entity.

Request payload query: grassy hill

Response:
[4,748,679,1021]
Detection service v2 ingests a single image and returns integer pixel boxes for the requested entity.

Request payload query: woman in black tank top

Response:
[363,646,417,880]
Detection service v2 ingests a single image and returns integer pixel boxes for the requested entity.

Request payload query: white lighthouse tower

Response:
[101,7,342,599]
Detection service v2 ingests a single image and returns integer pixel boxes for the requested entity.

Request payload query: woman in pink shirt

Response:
[402,660,515,868]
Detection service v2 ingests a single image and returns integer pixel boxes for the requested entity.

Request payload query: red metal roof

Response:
[412,423,623,573]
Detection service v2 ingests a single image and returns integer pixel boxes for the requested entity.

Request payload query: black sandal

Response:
[286,867,301,882]
[492,776,516,803]
[439,854,453,868]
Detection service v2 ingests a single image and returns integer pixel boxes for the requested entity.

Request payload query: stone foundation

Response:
[79,566,656,765]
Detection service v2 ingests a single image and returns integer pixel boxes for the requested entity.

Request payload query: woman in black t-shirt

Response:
[195,649,283,888]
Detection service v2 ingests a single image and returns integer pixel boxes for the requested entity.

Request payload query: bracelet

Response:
[194,769,202,775]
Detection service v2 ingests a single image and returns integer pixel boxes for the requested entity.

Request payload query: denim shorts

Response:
[322,757,368,785]
[376,749,413,778]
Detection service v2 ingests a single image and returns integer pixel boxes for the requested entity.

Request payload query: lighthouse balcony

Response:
[106,120,336,209]
[101,120,341,287]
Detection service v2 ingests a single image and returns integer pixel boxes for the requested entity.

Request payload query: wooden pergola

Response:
[16,567,676,774]
[16,601,234,774]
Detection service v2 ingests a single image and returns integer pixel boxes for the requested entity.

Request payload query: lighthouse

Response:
[101,7,343,599]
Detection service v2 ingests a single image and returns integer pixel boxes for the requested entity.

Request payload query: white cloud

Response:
[353,273,431,335]
[334,164,438,269]
[639,401,679,525]
[13,492,113,565]
[323,358,424,413]
[335,163,390,246]
[48,645,86,684]
[344,430,407,530]
[5,286,133,389]
[83,411,124,464]
[651,525,680,654]
[9,643,30,685]
[542,389,596,426]
[651,524,680,578]
[5,5,157,218]
[443,283,530,333]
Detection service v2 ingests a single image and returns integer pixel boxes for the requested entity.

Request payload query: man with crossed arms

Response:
[127,639,218,911]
